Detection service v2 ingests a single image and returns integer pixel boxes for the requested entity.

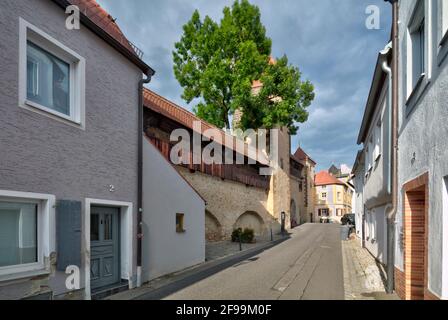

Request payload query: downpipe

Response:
[137,71,153,288]
[383,0,399,295]
[381,50,396,293]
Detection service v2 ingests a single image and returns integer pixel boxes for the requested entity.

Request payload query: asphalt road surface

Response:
[138,223,344,300]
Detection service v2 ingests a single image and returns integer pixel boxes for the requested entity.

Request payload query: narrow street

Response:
[138,224,345,300]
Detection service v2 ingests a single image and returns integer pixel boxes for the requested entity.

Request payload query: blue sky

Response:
[98,0,391,171]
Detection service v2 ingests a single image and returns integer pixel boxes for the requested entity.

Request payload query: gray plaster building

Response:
[393,0,448,300]
[353,0,448,300]
[355,42,393,266]
[0,0,153,299]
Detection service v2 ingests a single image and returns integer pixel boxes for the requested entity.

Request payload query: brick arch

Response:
[233,211,265,236]
[205,210,223,242]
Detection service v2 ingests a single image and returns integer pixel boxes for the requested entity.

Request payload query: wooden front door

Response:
[404,186,426,300]
[90,206,120,290]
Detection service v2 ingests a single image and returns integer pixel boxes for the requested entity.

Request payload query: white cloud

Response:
[98,0,391,171]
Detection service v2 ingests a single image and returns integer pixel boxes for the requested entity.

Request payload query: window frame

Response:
[408,10,425,92]
[176,213,185,233]
[440,0,448,43]
[438,0,448,65]
[19,18,85,129]
[374,117,382,163]
[370,212,376,241]
[0,190,55,280]
[405,0,430,112]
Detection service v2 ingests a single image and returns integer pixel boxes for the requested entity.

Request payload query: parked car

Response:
[341,213,355,227]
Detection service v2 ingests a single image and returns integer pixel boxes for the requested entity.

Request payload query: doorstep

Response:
[92,280,129,300]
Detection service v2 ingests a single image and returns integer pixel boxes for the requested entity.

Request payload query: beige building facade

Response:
[314,171,353,223]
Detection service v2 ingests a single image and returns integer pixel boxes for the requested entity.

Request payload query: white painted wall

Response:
[352,162,365,244]
[364,205,388,264]
[142,139,205,282]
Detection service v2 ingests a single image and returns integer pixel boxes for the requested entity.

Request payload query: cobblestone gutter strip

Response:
[342,238,398,300]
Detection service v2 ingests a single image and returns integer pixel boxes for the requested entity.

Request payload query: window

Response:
[299,181,303,192]
[321,192,327,200]
[374,118,382,161]
[365,146,370,176]
[176,213,185,233]
[19,18,85,127]
[27,42,70,116]
[0,202,37,268]
[337,192,342,202]
[408,1,425,95]
[0,190,55,279]
[443,0,448,38]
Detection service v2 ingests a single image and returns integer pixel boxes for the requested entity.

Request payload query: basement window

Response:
[176,213,185,233]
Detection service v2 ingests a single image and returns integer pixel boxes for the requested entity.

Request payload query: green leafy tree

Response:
[173,0,314,134]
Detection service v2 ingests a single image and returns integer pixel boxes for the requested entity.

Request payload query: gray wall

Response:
[363,80,392,210]
[396,0,448,297]
[365,205,388,264]
[360,69,391,265]
[353,160,365,243]
[142,140,205,282]
[0,0,142,298]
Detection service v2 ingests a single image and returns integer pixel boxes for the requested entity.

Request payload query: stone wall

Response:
[269,127,292,229]
[176,167,281,240]
[290,176,303,226]
[301,160,316,223]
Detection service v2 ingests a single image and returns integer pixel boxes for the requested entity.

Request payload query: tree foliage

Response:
[173,0,314,134]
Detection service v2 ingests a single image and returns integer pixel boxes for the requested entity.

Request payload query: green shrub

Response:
[231,228,255,243]
[231,228,242,242]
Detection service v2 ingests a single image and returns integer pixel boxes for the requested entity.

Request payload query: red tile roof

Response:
[143,89,269,166]
[69,0,134,52]
[293,147,316,165]
[53,0,153,73]
[315,171,346,186]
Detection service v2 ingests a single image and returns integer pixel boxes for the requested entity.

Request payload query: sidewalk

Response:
[341,237,400,300]
[106,234,289,300]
